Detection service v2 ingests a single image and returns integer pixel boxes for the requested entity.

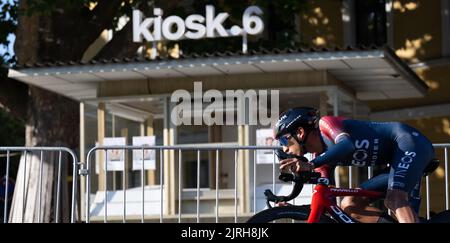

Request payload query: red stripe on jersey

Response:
[319,116,347,143]
[314,164,333,179]
[310,153,333,179]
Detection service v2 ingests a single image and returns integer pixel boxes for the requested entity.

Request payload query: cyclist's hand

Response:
[279,158,299,173]
[279,158,313,174]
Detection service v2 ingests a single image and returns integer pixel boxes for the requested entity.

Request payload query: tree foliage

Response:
[146,0,308,54]
[0,0,308,138]
[0,0,18,66]
[8,0,307,61]
[0,108,24,146]
[0,0,23,149]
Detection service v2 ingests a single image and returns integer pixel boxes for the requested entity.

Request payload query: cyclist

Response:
[273,107,435,223]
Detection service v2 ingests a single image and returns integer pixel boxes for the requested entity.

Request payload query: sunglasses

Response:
[278,134,292,146]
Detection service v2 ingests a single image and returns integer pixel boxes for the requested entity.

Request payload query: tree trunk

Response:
[8,0,172,222]
[9,87,79,222]
[9,1,79,222]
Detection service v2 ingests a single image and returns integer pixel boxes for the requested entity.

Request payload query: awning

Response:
[8,46,428,101]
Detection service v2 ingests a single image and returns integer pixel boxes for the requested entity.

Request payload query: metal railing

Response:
[0,147,79,223]
[84,145,281,223]
[1,143,448,223]
[428,144,449,218]
[82,144,450,223]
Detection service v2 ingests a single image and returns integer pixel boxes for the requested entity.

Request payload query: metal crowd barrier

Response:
[428,144,449,218]
[0,147,79,223]
[1,144,448,223]
[84,144,450,223]
[84,145,281,223]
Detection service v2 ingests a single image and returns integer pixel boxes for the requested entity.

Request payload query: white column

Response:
[168,98,177,215]
[163,96,176,215]
[97,102,106,191]
[79,102,86,221]
[162,97,170,215]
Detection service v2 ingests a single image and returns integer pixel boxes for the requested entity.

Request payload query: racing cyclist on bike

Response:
[274,107,435,223]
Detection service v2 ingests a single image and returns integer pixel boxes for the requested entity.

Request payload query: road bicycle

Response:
[247,158,450,223]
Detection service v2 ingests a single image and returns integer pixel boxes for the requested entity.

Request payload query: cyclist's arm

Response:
[310,134,354,167]
[310,116,355,167]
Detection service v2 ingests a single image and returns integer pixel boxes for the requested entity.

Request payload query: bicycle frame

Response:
[308,184,384,223]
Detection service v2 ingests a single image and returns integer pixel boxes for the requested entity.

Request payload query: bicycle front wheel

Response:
[247,205,336,223]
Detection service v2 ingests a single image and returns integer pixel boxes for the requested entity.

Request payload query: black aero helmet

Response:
[273,107,320,139]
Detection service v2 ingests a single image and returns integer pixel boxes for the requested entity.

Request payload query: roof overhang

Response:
[8,46,428,101]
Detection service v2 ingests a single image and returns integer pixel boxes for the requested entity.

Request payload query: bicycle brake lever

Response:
[279,172,294,182]
[264,189,277,200]
[264,189,277,208]
[264,189,285,203]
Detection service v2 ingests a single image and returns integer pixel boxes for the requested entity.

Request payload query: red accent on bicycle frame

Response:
[307,184,384,223]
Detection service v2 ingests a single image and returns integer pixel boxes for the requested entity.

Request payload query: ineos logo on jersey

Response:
[398,151,416,171]
[395,151,417,178]
[401,151,416,164]
[350,139,380,166]
[351,139,369,166]
[353,149,368,160]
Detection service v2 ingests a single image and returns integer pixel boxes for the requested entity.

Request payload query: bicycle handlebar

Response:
[264,171,323,208]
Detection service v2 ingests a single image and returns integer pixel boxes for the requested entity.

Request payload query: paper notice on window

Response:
[132,136,156,170]
[103,137,126,171]
[256,129,277,164]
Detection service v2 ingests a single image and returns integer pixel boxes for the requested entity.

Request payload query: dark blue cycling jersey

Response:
[312,116,435,199]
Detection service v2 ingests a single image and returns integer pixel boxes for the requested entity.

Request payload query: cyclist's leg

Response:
[386,129,434,223]
[409,178,422,214]
[341,173,394,223]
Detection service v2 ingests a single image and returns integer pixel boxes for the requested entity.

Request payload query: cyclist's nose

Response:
[283,146,289,153]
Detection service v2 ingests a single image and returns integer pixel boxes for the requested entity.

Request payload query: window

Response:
[182,152,210,188]
[355,0,387,46]
[177,125,209,144]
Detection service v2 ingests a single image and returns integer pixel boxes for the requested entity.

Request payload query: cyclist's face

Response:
[280,128,305,156]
